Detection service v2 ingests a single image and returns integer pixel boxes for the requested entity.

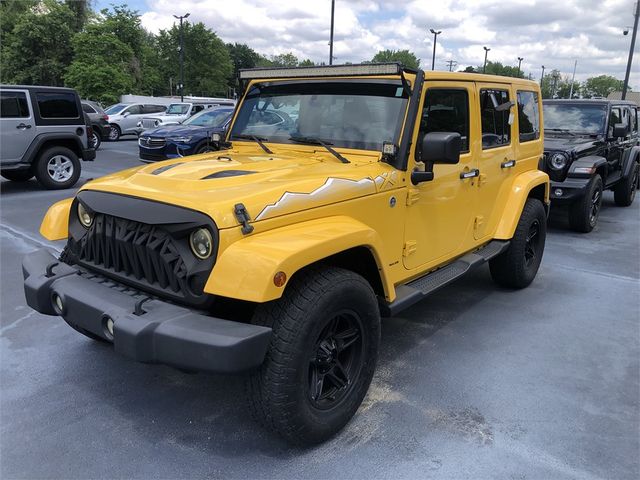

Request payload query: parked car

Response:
[105,103,166,141]
[81,100,110,150]
[138,106,234,162]
[541,99,639,232]
[137,100,235,133]
[24,64,549,445]
[0,84,95,189]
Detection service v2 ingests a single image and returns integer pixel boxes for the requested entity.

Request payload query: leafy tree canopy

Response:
[582,75,626,98]
[371,49,420,70]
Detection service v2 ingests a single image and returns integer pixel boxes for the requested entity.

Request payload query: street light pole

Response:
[430,28,441,71]
[540,65,546,86]
[173,12,190,102]
[622,1,639,100]
[329,0,335,65]
[483,46,490,73]
[517,57,524,77]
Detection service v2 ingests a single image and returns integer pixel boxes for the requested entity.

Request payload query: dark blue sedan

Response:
[138,107,233,162]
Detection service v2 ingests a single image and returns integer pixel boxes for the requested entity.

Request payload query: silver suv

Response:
[0,85,96,189]
[104,103,166,141]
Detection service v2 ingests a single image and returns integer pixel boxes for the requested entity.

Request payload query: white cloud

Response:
[138,0,639,90]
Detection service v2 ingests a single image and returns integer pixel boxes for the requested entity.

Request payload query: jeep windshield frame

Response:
[543,103,607,135]
[228,79,412,156]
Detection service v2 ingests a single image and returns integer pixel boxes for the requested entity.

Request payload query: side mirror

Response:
[613,123,628,138]
[419,132,462,165]
[123,111,131,118]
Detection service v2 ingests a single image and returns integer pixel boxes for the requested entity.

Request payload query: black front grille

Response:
[76,214,188,295]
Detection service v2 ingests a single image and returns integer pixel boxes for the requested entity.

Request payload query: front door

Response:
[0,89,36,164]
[403,81,479,271]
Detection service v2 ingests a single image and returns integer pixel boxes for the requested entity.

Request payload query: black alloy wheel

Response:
[589,187,602,228]
[524,219,541,268]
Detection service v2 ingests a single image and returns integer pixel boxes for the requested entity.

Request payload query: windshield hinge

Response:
[234,203,254,235]
[400,71,412,97]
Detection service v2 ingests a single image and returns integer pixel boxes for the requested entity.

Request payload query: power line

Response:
[445,60,457,72]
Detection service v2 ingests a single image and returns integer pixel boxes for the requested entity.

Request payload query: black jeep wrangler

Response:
[541,99,639,232]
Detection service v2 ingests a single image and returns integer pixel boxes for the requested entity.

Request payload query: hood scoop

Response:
[202,170,256,179]
[152,163,183,175]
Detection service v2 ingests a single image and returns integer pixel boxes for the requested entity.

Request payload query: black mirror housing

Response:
[419,132,462,165]
[613,123,628,138]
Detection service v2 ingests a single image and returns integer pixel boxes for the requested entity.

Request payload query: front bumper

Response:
[550,178,590,204]
[23,249,271,374]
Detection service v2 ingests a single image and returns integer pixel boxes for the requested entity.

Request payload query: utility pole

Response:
[329,0,335,65]
[622,1,639,100]
[569,60,577,99]
[173,12,190,102]
[483,46,490,73]
[430,29,441,70]
[540,65,546,86]
[445,60,457,72]
[517,57,524,77]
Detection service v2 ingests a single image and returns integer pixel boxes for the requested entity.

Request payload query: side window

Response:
[192,105,204,114]
[142,105,161,114]
[418,88,470,152]
[36,92,79,118]
[632,108,638,133]
[0,91,29,118]
[153,105,166,113]
[81,103,95,114]
[608,107,626,137]
[480,89,511,149]
[125,105,142,115]
[516,91,540,142]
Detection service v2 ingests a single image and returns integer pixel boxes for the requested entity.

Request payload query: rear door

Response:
[0,89,36,164]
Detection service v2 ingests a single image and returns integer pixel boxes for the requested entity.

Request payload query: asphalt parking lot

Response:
[1,139,639,479]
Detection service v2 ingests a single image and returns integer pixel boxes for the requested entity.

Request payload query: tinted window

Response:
[418,88,470,152]
[82,103,96,114]
[480,89,511,149]
[36,92,79,118]
[0,91,29,118]
[142,105,166,114]
[517,91,540,142]
[124,105,142,115]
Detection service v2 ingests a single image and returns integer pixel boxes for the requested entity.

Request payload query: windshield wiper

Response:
[544,128,576,136]
[230,134,273,154]
[288,136,350,164]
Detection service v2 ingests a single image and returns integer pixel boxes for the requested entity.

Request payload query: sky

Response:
[95,0,639,90]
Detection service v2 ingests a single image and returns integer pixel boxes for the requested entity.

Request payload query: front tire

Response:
[246,267,381,445]
[1,169,34,182]
[569,174,603,233]
[489,198,547,289]
[34,147,80,189]
[614,162,638,207]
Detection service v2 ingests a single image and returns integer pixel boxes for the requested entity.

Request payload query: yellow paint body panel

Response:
[40,198,73,240]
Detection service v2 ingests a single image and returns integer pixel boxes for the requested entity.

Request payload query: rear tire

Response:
[489,198,546,289]
[568,174,603,233]
[108,124,121,141]
[613,162,638,207]
[1,169,34,182]
[246,267,380,445]
[89,128,101,150]
[195,144,215,154]
[34,147,81,190]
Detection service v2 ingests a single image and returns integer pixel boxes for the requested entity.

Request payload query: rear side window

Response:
[124,105,142,115]
[82,103,96,114]
[36,92,79,118]
[517,91,540,142]
[419,88,470,152]
[480,89,511,149]
[0,91,29,118]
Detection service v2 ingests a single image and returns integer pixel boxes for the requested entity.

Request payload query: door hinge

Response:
[406,188,420,206]
[474,215,484,229]
[403,240,417,257]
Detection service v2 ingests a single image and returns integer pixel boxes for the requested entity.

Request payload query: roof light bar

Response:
[239,63,406,80]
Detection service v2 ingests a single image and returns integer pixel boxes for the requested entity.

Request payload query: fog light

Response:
[52,293,63,314]
[189,228,213,259]
[554,188,563,197]
[77,202,93,228]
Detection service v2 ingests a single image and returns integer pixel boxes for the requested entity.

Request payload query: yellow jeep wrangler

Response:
[23,64,549,445]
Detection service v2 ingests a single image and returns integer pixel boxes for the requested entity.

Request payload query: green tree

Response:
[298,59,315,67]
[227,42,262,90]
[582,75,626,98]
[1,0,75,85]
[270,52,299,67]
[465,61,525,78]
[541,69,562,99]
[371,49,420,70]
[64,0,91,32]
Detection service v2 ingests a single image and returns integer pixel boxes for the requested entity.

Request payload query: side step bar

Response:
[381,240,510,317]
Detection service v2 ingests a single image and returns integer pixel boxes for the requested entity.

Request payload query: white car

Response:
[105,103,166,141]
[137,101,235,133]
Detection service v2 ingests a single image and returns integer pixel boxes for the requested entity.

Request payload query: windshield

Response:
[166,103,190,115]
[184,108,232,127]
[229,80,410,151]
[543,103,607,134]
[105,103,128,115]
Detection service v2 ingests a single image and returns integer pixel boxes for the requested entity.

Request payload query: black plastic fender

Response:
[567,155,607,179]
[621,146,640,179]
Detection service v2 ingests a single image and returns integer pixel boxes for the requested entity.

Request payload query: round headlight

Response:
[189,228,213,259]
[77,202,93,228]
[549,152,568,170]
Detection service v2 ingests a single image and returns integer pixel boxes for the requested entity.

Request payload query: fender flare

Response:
[621,146,640,179]
[567,155,607,179]
[494,170,549,240]
[40,197,73,241]
[204,216,394,303]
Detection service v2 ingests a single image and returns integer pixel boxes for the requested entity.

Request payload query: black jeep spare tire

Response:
[246,266,381,445]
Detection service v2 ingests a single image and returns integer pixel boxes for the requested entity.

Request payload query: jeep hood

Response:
[79,150,400,229]
[544,135,601,154]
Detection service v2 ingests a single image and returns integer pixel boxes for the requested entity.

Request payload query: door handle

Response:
[460,169,480,179]
[501,159,516,168]
[16,123,32,130]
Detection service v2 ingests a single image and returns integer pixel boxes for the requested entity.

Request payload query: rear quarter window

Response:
[0,91,30,118]
[517,91,540,142]
[36,92,79,118]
